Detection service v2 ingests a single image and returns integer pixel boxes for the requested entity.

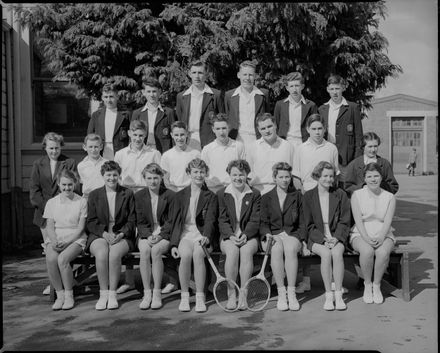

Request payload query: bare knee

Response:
[57,253,71,268]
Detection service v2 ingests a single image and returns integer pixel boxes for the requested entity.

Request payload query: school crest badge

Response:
[162,127,169,136]
[346,124,353,132]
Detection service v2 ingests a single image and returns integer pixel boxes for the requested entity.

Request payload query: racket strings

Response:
[214,279,240,312]
[245,278,270,311]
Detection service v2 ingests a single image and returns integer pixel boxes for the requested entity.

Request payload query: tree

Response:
[15,2,401,112]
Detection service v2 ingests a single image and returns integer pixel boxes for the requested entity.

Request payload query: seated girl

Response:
[43,169,87,310]
[217,159,260,310]
[261,162,305,311]
[303,161,350,311]
[170,158,218,313]
[350,162,396,304]
[135,163,175,310]
[86,160,136,310]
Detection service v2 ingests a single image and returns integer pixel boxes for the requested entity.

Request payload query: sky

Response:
[375,0,438,102]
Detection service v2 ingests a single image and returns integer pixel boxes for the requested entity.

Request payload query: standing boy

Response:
[87,83,131,160]
[318,75,363,185]
[77,134,108,199]
[225,61,270,150]
[274,72,318,150]
[131,77,176,153]
[246,113,294,195]
[201,113,246,193]
[175,61,224,150]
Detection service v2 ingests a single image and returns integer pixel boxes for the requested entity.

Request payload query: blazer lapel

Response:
[41,156,53,182]
[232,95,240,124]
[254,94,263,115]
[336,105,348,122]
[156,190,166,221]
[100,187,110,227]
[196,189,209,216]
[240,193,253,221]
[313,188,324,231]
[201,93,213,116]
[225,193,237,230]
[279,101,290,132]
[328,190,338,226]
[154,109,166,128]
[301,102,311,125]
[182,95,191,124]
[282,192,295,215]
[321,105,330,128]
[114,185,124,223]
[181,187,191,221]
[113,111,124,137]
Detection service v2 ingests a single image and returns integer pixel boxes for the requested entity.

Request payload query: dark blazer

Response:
[29,154,77,227]
[87,107,131,154]
[303,186,351,250]
[260,186,306,241]
[274,98,318,142]
[175,87,224,148]
[318,101,363,167]
[344,155,399,197]
[224,87,270,140]
[131,106,176,153]
[217,187,261,242]
[169,184,218,249]
[86,185,136,252]
[134,187,175,242]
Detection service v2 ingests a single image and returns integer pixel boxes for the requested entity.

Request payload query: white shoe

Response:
[331,282,349,294]
[179,292,191,312]
[334,291,346,310]
[323,292,334,311]
[372,283,384,304]
[363,282,373,304]
[276,287,288,311]
[43,285,51,295]
[95,290,108,310]
[139,290,152,310]
[151,289,162,309]
[107,291,119,310]
[287,287,300,311]
[195,293,207,313]
[161,283,177,294]
[116,283,134,294]
[295,280,311,293]
[62,291,75,310]
[238,289,247,310]
[52,290,65,311]
[226,293,237,310]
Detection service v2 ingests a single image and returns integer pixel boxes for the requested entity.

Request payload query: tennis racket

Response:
[199,241,241,312]
[243,236,274,311]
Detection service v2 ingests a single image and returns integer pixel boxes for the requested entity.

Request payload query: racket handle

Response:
[198,240,212,260]
[264,236,274,255]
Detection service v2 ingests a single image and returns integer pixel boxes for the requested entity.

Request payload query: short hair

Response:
[141,163,164,179]
[185,158,209,175]
[363,162,383,179]
[189,60,206,70]
[285,72,304,85]
[56,169,79,185]
[239,60,256,71]
[130,119,147,132]
[306,113,326,128]
[101,160,122,176]
[256,113,276,127]
[83,133,103,145]
[42,132,64,148]
[272,162,292,178]
[142,77,162,90]
[327,74,346,86]
[311,161,335,180]
[210,112,230,126]
[171,120,188,132]
[102,83,118,94]
[226,159,251,176]
[362,132,381,148]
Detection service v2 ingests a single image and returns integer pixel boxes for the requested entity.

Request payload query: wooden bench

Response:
[50,239,419,302]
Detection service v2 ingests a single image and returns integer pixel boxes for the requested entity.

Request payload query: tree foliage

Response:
[14,1,402,111]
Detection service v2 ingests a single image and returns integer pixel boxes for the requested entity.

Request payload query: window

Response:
[393,131,421,147]
[392,117,423,128]
[32,37,91,143]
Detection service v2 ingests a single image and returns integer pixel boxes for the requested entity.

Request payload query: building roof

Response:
[372,94,438,107]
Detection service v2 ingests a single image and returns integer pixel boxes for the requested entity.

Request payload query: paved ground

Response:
[2,174,437,352]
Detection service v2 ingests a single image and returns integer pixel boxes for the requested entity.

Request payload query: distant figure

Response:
[408,148,417,176]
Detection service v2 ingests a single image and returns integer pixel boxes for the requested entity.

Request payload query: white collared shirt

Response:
[224,183,253,236]
[231,86,264,135]
[183,84,214,135]
[285,95,306,141]
[363,155,377,165]
[149,189,160,233]
[292,138,340,191]
[141,103,164,148]
[276,186,287,211]
[77,155,108,197]
[106,188,117,232]
[201,138,246,189]
[114,144,161,187]
[104,108,118,143]
[318,190,333,239]
[247,137,294,189]
[324,97,349,144]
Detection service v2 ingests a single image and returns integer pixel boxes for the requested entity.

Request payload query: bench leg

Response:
[401,252,411,302]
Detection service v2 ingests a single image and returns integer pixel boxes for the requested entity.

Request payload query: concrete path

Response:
[2,175,437,351]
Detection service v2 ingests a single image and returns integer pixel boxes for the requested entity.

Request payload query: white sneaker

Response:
[95,290,108,310]
[276,287,288,311]
[151,289,162,309]
[238,289,247,310]
[52,290,65,311]
[116,283,134,294]
[195,293,207,313]
[295,280,311,293]
[287,287,300,311]
[323,292,334,311]
[139,290,152,310]
[331,282,349,294]
[107,291,119,310]
[179,292,191,312]
[334,290,346,310]
[62,290,75,310]
[363,282,373,304]
[372,283,384,304]
[161,283,177,294]
[43,285,51,295]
